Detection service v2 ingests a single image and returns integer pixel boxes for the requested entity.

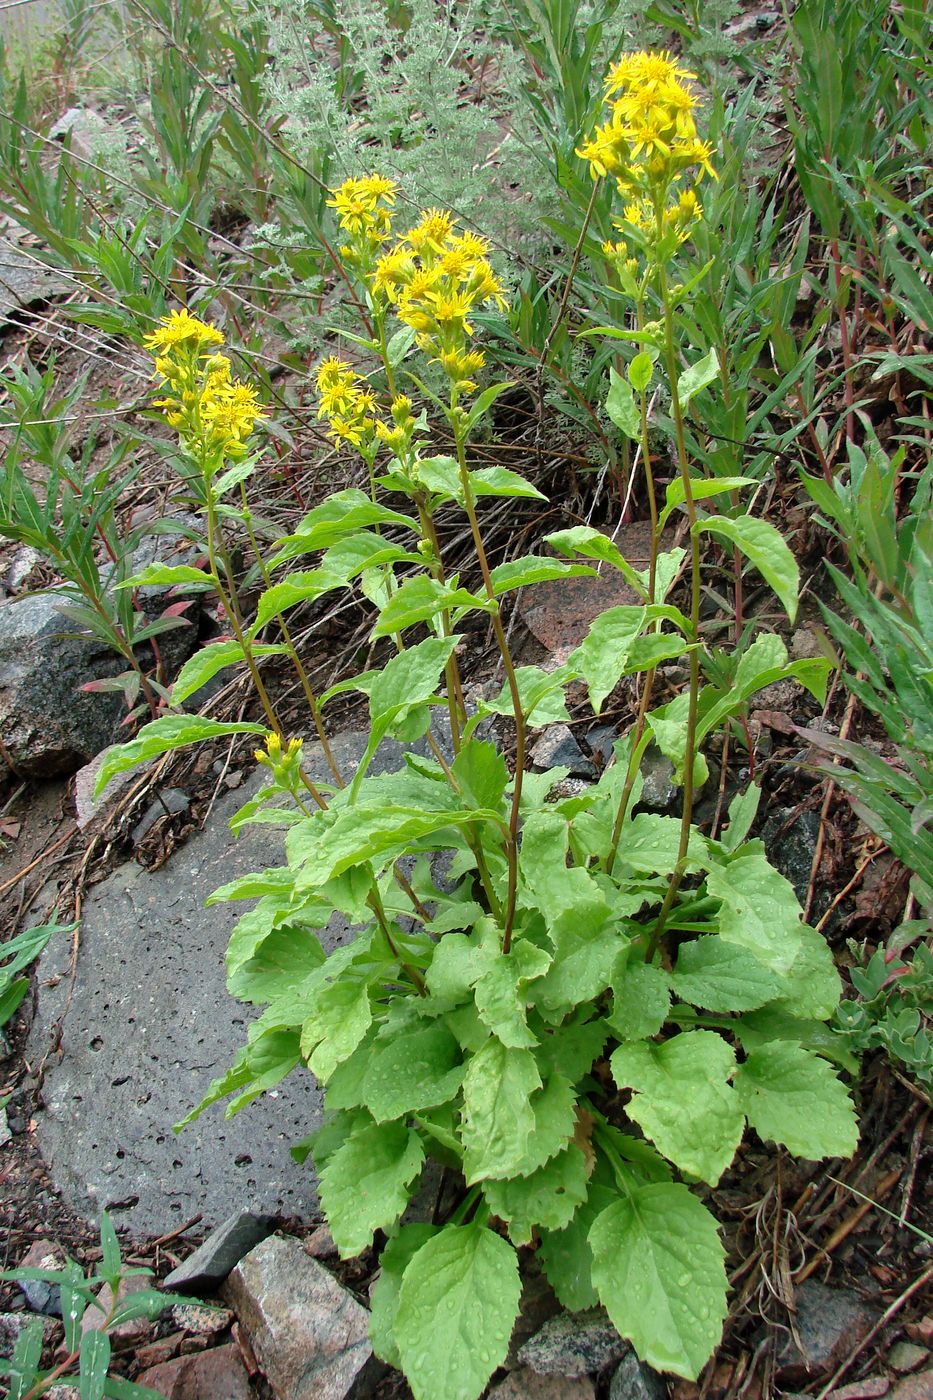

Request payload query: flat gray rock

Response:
[29,729,406,1236]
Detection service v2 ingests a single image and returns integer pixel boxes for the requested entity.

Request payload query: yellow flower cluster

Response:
[146,310,265,462]
[255,731,304,786]
[315,358,379,452]
[327,174,398,276]
[576,50,715,271]
[372,209,506,391]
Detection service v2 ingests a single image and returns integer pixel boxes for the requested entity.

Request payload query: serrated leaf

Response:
[611,1031,743,1184]
[733,1042,858,1159]
[770,920,841,1020]
[514,1072,578,1175]
[567,606,647,713]
[706,853,803,974]
[369,635,460,721]
[370,1224,439,1367]
[697,514,799,622]
[119,563,213,589]
[677,346,720,406]
[94,717,266,794]
[474,942,552,1048]
[362,1024,464,1121]
[227,927,326,1004]
[395,1223,521,1400]
[614,813,708,877]
[461,1038,541,1182]
[302,979,372,1081]
[270,489,418,563]
[319,1121,424,1257]
[484,1142,589,1245]
[589,1183,728,1379]
[539,1181,617,1311]
[171,641,288,705]
[670,937,780,1012]
[609,962,671,1040]
[482,665,572,726]
[733,1006,858,1072]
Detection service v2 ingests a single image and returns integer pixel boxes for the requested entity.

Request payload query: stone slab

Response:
[28,729,411,1236]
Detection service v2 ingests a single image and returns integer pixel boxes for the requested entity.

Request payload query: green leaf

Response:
[567,606,647,713]
[670,937,781,1013]
[720,784,762,852]
[609,962,671,1040]
[706,853,803,974]
[79,1330,111,1400]
[735,1007,858,1073]
[464,379,516,434]
[659,475,754,531]
[677,347,719,406]
[589,1183,728,1379]
[171,641,288,705]
[539,1181,617,1311]
[606,366,640,440]
[302,979,372,1082]
[94,717,266,794]
[772,921,841,1020]
[372,576,492,636]
[474,942,552,1048]
[8,1317,43,1400]
[471,466,547,501]
[270,489,418,563]
[0,978,28,1028]
[484,1142,589,1245]
[252,569,343,632]
[227,927,326,1004]
[361,1024,465,1122]
[514,1072,578,1175]
[319,1121,424,1257]
[611,1031,743,1184]
[369,1224,438,1367]
[629,351,655,393]
[733,1042,858,1159]
[98,1212,122,1283]
[451,740,509,811]
[489,556,595,596]
[369,635,460,721]
[544,525,647,595]
[395,1223,521,1400]
[119,563,213,590]
[614,813,708,877]
[461,1037,542,1182]
[697,514,799,623]
[481,665,571,726]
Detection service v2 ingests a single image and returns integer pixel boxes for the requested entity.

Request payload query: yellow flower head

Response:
[577,47,715,202]
[144,308,224,354]
[314,358,379,451]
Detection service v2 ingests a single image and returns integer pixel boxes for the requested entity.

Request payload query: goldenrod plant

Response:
[95,56,859,1400]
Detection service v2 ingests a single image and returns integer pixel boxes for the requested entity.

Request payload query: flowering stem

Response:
[646,262,702,960]
[452,408,524,953]
[238,485,345,786]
